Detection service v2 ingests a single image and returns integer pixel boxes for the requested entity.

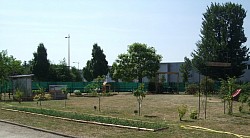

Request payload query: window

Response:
[247,65,250,70]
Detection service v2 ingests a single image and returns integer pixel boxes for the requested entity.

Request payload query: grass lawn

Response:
[0,92,249,138]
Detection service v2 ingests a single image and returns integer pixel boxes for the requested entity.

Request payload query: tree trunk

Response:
[138,102,141,116]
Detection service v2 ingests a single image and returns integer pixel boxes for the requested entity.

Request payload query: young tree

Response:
[220,77,238,115]
[111,43,162,82]
[179,57,192,84]
[32,43,50,81]
[133,83,146,116]
[192,2,249,80]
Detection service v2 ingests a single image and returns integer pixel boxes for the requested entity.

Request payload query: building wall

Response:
[108,60,250,83]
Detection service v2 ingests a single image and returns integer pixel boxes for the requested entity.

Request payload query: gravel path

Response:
[0,121,69,138]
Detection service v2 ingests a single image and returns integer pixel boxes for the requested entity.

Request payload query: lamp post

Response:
[73,62,79,70]
[65,34,70,68]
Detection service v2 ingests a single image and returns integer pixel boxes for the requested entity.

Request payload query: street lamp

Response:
[65,34,70,68]
[73,61,79,70]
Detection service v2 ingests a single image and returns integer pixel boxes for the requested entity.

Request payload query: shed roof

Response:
[10,74,34,78]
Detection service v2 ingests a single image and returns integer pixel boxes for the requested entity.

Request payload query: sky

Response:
[1,0,250,69]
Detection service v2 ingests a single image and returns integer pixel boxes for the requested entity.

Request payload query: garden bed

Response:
[1,107,168,131]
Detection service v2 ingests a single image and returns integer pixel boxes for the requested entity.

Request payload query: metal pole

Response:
[198,73,201,118]
[65,34,70,67]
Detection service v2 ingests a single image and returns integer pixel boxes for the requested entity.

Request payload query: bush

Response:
[14,89,23,104]
[200,77,215,94]
[178,104,188,121]
[186,84,199,95]
[74,90,82,96]
[190,109,198,119]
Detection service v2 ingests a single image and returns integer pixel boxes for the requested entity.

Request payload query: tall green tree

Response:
[91,43,109,78]
[83,43,108,81]
[179,57,192,84]
[32,43,50,81]
[192,2,249,80]
[111,43,162,82]
[83,60,94,82]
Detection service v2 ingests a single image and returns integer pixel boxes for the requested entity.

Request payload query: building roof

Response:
[9,74,34,78]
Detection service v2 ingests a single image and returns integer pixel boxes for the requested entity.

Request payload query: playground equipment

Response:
[232,89,241,101]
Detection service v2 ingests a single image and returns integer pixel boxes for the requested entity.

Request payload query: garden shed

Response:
[10,74,34,101]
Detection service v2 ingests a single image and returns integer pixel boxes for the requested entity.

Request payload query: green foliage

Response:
[200,77,215,93]
[134,84,146,116]
[190,109,198,119]
[33,87,50,102]
[0,50,23,83]
[180,57,192,84]
[220,77,238,115]
[239,94,249,113]
[83,44,108,81]
[84,83,101,93]
[160,75,166,83]
[74,90,82,96]
[32,43,50,81]
[14,89,23,104]
[186,84,199,95]
[71,67,82,81]
[192,2,249,80]
[178,104,188,121]
[7,106,167,130]
[111,43,162,82]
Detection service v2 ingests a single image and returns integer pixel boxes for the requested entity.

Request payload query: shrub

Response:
[190,109,198,119]
[186,84,199,95]
[178,104,188,121]
[74,90,82,96]
[200,77,215,94]
[14,89,23,104]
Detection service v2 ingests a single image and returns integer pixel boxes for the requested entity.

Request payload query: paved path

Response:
[0,121,69,138]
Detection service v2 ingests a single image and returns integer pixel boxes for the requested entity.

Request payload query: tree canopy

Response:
[0,50,23,82]
[32,43,50,81]
[83,43,108,81]
[111,43,162,82]
[192,2,249,80]
[179,57,192,83]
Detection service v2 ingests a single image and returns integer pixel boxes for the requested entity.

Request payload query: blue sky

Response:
[1,0,250,69]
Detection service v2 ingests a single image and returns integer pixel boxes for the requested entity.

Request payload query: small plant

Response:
[186,84,199,95]
[14,89,23,104]
[178,104,188,121]
[239,94,248,113]
[247,99,250,111]
[33,87,46,106]
[190,109,198,119]
[74,90,82,96]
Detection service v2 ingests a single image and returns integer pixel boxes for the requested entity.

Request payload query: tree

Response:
[111,43,162,82]
[0,50,23,82]
[220,77,238,115]
[133,83,146,116]
[83,60,94,82]
[83,44,108,81]
[179,57,192,84]
[32,43,50,81]
[71,67,82,81]
[192,2,249,80]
